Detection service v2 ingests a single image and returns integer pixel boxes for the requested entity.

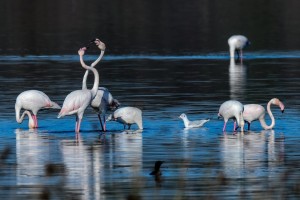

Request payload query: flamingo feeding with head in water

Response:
[218,100,245,132]
[57,40,102,133]
[15,90,61,128]
[16,110,35,129]
[81,39,120,131]
[106,106,143,130]
[243,98,285,130]
[228,35,250,61]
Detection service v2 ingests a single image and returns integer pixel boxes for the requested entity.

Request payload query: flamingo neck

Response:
[82,50,104,90]
[259,100,275,130]
[79,55,99,98]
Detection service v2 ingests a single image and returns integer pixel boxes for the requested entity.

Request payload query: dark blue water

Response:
[1,52,300,199]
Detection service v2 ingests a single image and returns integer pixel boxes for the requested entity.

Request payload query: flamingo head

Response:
[271,98,285,113]
[110,99,120,110]
[91,38,106,51]
[23,111,35,129]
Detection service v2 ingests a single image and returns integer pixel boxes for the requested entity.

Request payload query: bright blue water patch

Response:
[1,51,300,62]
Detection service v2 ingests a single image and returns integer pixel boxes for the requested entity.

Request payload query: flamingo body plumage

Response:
[243,98,284,130]
[107,107,143,130]
[218,100,244,132]
[15,90,60,128]
[228,35,250,60]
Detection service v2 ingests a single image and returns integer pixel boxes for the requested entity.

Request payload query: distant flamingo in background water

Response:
[81,39,120,131]
[218,100,244,132]
[15,90,61,128]
[228,35,250,61]
[58,41,101,132]
[243,98,285,130]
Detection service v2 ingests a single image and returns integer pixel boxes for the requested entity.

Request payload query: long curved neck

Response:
[79,55,99,98]
[82,50,104,90]
[259,101,275,130]
[16,110,34,126]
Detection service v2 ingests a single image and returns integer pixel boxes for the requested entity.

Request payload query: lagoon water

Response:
[1,54,300,199]
[1,0,300,199]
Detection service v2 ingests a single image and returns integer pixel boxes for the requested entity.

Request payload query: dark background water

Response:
[1,0,300,55]
[1,1,300,199]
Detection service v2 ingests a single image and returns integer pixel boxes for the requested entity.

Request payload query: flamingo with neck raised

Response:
[81,39,120,131]
[243,98,285,130]
[15,90,60,128]
[57,43,101,132]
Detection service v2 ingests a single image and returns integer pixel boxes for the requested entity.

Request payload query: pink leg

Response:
[76,118,82,133]
[103,115,106,132]
[32,115,38,128]
[234,121,236,131]
[223,121,227,132]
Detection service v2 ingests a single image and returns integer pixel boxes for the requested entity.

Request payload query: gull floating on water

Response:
[179,113,210,128]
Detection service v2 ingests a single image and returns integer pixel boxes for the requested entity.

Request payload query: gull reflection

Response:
[221,130,285,179]
[229,58,247,100]
[60,133,103,200]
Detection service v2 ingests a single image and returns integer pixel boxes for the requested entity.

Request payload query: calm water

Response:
[0,54,300,199]
[1,0,300,199]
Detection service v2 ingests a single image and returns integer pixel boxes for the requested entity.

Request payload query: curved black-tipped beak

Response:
[86,38,97,49]
[282,109,284,113]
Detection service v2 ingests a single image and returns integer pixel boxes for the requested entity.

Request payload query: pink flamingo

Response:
[81,39,120,131]
[15,90,61,128]
[228,35,250,61]
[243,98,285,130]
[57,44,101,132]
[218,100,245,132]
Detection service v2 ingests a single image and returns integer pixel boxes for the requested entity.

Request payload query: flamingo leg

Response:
[103,115,106,132]
[98,114,104,131]
[75,116,82,133]
[247,122,251,130]
[223,121,227,132]
[234,121,237,131]
[32,115,38,128]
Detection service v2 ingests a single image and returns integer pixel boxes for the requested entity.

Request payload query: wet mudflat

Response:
[0,54,300,199]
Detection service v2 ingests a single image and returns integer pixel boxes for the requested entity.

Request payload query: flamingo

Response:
[81,39,120,131]
[106,107,143,130]
[179,113,210,128]
[243,98,285,130]
[228,35,250,60]
[15,90,61,128]
[16,110,35,129]
[57,43,101,132]
[218,100,245,132]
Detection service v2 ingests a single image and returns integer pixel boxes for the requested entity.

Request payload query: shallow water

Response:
[1,53,300,199]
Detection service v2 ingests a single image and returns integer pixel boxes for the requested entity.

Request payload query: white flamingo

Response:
[15,90,60,128]
[179,113,210,128]
[81,39,120,131]
[218,100,244,132]
[228,35,250,60]
[106,107,143,130]
[57,43,101,132]
[243,98,285,130]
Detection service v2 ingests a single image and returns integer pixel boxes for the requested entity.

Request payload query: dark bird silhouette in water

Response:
[150,161,164,176]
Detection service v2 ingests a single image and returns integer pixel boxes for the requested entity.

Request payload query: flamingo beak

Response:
[86,38,97,49]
